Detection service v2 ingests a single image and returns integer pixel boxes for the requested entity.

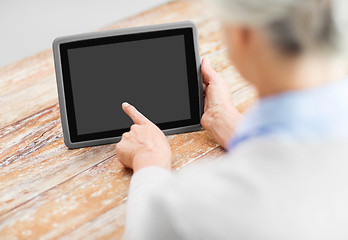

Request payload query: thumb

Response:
[201,57,221,85]
[122,102,151,125]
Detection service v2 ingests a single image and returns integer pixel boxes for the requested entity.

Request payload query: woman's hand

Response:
[201,57,243,149]
[115,103,172,172]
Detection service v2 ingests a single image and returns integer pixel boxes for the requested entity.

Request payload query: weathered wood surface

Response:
[0,1,256,239]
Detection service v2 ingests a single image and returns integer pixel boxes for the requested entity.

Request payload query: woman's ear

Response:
[224,25,253,79]
[238,26,252,49]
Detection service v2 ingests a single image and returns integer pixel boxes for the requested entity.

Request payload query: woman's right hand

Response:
[201,57,243,149]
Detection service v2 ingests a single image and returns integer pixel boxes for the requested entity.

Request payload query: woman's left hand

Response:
[115,102,172,172]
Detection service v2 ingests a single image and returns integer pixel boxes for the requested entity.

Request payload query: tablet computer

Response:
[53,21,203,149]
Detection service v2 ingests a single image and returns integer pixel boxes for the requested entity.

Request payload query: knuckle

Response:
[130,124,138,131]
[201,113,212,129]
[115,142,122,152]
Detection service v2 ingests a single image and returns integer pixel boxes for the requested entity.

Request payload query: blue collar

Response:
[229,78,348,149]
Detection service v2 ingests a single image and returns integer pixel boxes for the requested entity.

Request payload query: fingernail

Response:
[204,57,210,65]
[122,102,130,108]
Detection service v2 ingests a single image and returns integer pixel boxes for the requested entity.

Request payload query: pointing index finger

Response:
[122,102,151,125]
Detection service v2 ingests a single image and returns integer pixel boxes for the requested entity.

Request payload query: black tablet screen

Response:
[67,35,190,135]
[60,28,200,142]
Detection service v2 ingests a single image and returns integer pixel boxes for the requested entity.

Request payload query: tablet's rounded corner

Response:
[179,20,195,28]
[52,36,65,51]
[62,137,77,149]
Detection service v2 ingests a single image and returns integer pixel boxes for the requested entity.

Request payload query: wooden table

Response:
[0,1,255,239]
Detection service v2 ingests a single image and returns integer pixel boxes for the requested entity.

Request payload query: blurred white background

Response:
[0,0,170,67]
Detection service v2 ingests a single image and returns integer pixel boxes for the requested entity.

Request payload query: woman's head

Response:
[215,0,348,56]
[210,0,348,96]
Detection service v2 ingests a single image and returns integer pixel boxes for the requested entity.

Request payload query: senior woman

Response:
[116,0,348,239]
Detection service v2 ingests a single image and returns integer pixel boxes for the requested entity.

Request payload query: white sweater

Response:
[124,136,348,240]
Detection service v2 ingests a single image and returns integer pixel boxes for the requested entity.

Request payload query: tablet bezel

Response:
[53,21,203,149]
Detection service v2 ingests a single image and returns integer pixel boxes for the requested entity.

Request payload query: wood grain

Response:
[0,1,256,239]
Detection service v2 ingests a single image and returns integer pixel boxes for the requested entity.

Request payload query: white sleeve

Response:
[124,166,176,240]
[123,138,348,240]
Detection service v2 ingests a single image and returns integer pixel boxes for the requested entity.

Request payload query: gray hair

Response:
[211,0,348,57]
